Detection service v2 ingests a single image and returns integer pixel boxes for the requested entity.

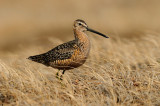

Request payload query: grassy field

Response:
[0,0,160,106]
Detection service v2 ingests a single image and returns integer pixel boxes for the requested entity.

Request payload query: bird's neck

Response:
[74,29,90,44]
[73,29,91,58]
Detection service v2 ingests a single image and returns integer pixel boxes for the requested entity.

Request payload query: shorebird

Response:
[28,19,109,80]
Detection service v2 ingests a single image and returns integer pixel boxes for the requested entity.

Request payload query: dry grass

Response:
[0,0,160,106]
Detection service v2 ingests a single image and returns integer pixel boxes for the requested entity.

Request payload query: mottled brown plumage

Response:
[28,19,109,79]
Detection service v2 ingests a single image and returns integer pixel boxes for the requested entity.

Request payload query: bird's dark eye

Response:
[78,23,82,26]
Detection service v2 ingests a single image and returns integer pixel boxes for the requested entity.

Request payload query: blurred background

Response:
[0,0,160,57]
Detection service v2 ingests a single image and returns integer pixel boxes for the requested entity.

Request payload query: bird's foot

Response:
[56,72,63,80]
[60,75,63,80]
[56,72,59,78]
[55,70,64,80]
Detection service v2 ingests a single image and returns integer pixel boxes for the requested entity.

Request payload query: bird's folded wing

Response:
[44,40,77,62]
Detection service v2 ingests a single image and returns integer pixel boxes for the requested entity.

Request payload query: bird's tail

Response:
[27,54,48,65]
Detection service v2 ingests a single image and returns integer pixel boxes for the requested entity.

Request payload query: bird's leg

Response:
[56,70,60,79]
[60,70,66,80]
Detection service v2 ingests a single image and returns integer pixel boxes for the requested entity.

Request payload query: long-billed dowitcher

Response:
[28,19,109,80]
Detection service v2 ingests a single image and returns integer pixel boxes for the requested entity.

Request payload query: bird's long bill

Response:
[87,28,109,38]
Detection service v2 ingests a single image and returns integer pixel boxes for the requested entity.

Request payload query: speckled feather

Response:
[29,40,76,64]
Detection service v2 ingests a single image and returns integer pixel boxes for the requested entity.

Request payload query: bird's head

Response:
[73,19,109,38]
